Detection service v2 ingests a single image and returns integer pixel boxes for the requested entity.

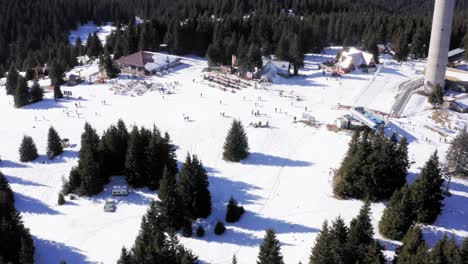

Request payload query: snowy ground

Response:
[69,22,115,45]
[0,53,467,263]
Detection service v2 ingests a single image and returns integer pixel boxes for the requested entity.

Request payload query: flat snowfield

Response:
[0,54,467,264]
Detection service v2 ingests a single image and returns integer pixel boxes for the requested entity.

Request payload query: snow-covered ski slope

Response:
[0,53,467,264]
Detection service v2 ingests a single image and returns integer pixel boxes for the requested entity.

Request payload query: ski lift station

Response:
[350,107,386,131]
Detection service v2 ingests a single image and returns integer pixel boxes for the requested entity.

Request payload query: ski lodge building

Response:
[336,48,376,74]
[115,51,181,76]
[259,59,291,82]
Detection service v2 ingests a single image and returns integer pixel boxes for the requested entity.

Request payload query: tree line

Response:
[1,0,468,79]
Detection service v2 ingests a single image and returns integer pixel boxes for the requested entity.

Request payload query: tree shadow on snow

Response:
[199,211,317,247]
[238,211,319,235]
[448,180,468,193]
[241,153,313,167]
[423,180,468,247]
[201,172,318,247]
[5,175,47,187]
[32,150,79,165]
[0,159,30,168]
[23,98,69,110]
[34,237,90,264]
[385,121,417,143]
[208,175,262,207]
[14,192,61,215]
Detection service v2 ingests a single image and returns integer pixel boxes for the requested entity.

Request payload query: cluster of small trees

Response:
[379,151,445,240]
[0,172,35,264]
[156,154,212,235]
[64,120,179,195]
[18,126,63,162]
[116,202,198,264]
[309,202,385,264]
[392,226,468,264]
[5,67,44,108]
[333,130,409,201]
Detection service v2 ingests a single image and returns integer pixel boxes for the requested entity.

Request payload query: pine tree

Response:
[328,217,348,264]
[14,76,30,108]
[429,84,444,107]
[6,65,19,95]
[463,32,468,60]
[144,126,168,190]
[334,130,408,201]
[411,151,444,224]
[99,49,120,78]
[362,241,385,264]
[86,32,103,58]
[276,33,290,62]
[445,127,468,179]
[309,221,333,264]
[125,126,147,187]
[366,37,380,64]
[214,221,226,235]
[75,123,102,195]
[98,120,129,178]
[257,229,284,264]
[346,201,374,263]
[223,120,249,162]
[47,126,63,159]
[225,196,245,223]
[75,37,84,57]
[182,220,193,238]
[393,33,409,61]
[206,42,222,67]
[0,171,35,264]
[30,80,43,102]
[57,193,65,205]
[48,60,65,87]
[427,235,463,264]
[379,184,415,240]
[64,165,80,189]
[246,42,263,71]
[157,167,184,230]
[177,154,212,219]
[393,226,428,264]
[410,27,428,59]
[53,84,63,99]
[19,136,38,162]
[289,34,305,75]
[461,237,468,264]
[196,225,205,237]
[117,247,132,264]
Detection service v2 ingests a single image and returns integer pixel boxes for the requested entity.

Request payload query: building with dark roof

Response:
[448,48,465,63]
[115,51,181,76]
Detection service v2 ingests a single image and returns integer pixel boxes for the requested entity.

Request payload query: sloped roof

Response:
[115,51,180,71]
[115,51,146,68]
[448,48,465,58]
[339,48,374,68]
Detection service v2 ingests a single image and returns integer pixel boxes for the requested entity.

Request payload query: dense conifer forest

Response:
[1,0,467,77]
